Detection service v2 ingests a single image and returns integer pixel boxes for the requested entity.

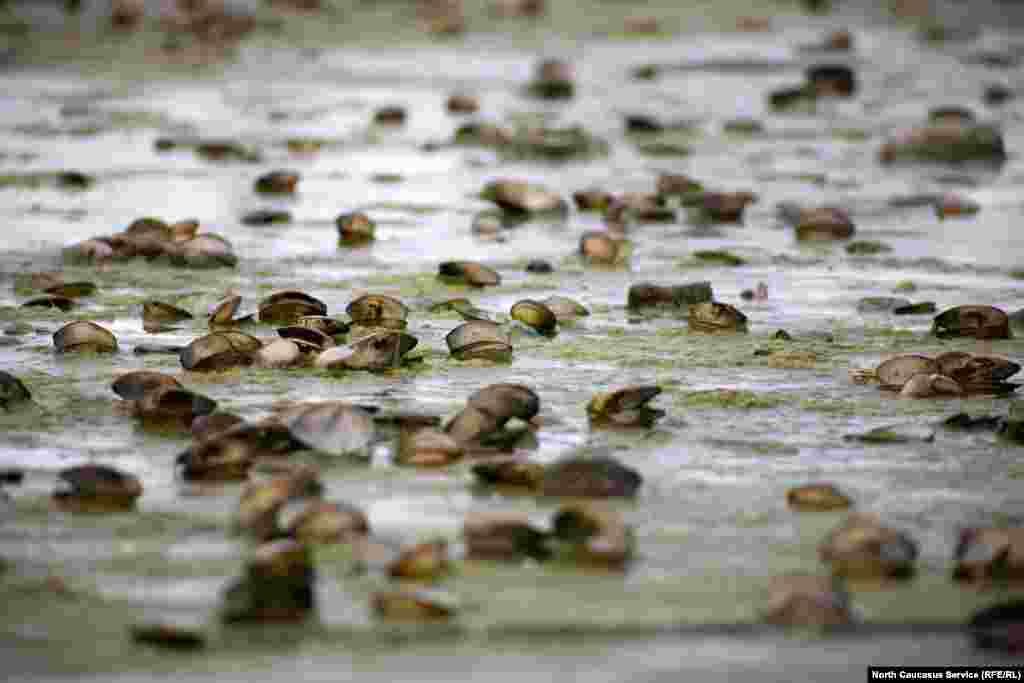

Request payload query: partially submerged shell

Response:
[510,300,557,335]
[372,590,456,622]
[787,483,853,511]
[293,316,349,337]
[258,291,327,325]
[763,574,852,627]
[255,339,304,368]
[44,281,96,298]
[282,500,369,544]
[688,301,749,333]
[388,540,450,581]
[879,123,1006,165]
[579,231,627,266]
[143,300,193,326]
[0,371,33,412]
[526,59,574,99]
[875,355,940,390]
[221,540,315,624]
[900,373,962,398]
[137,386,217,430]
[53,464,142,513]
[396,427,463,467]
[208,295,249,326]
[480,179,567,214]
[445,321,512,362]
[438,261,501,287]
[587,385,664,429]
[627,281,712,310]
[541,296,589,321]
[819,514,918,581]
[169,234,238,269]
[468,384,540,422]
[277,326,335,351]
[111,370,182,401]
[471,459,545,491]
[22,295,75,312]
[953,527,1024,585]
[315,331,418,371]
[463,512,549,561]
[694,191,757,223]
[236,470,322,540]
[254,170,299,195]
[806,63,857,97]
[551,503,634,569]
[180,331,261,372]
[792,207,855,241]
[541,456,642,498]
[337,212,376,246]
[932,305,1011,340]
[53,321,118,354]
[177,419,297,481]
[282,402,376,456]
[346,294,409,330]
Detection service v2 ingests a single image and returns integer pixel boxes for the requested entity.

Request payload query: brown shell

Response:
[277,326,335,351]
[875,355,939,389]
[282,500,368,544]
[438,261,501,287]
[336,212,376,246]
[282,401,376,455]
[387,540,450,580]
[510,300,557,335]
[53,464,142,512]
[794,207,855,241]
[346,294,409,329]
[463,512,549,561]
[143,300,193,325]
[953,527,1024,585]
[468,383,540,422]
[53,321,118,354]
[179,331,261,371]
[445,321,512,361]
[315,331,418,371]
[257,291,327,324]
[786,483,853,511]
[688,301,749,333]
[209,295,245,326]
[111,370,182,401]
[579,231,621,265]
[932,305,1011,340]
[763,574,851,627]
[44,281,97,298]
[371,590,456,621]
[819,513,918,580]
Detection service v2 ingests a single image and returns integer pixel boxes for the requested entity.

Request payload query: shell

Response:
[627,281,713,310]
[786,483,853,511]
[22,295,75,311]
[346,294,408,330]
[179,331,261,371]
[468,384,540,422]
[44,281,97,298]
[541,296,590,321]
[656,173,703,196]
[282,402,376,456]
[257,291,327,324]
[551,503,634,569]
[480,179,567,213]
[541,456,642,498]
[254,170,299,195]
[794,207,855,241]
[932,305,1011,340]
[438,261,501,287]
[471,459,545,490]
[170,234,237,268]
[53,464,142,513]
[446,93,479,114]
[900,373,962,398]
[573,189,613,211]
[688,301,749,333]
[579,231,624,265]
[953,527,1024,585]
[111,370,182,401]
[463,512,549,561]
[256,339,304,368]
[130,624,206,651]
[277,326,335,351]
[806,63,857,97]
[875,354,939,389]
[0,371,33,412]
[53,321,118,354]
[293,316,349,337]
[143,301,193,325]
[763,574,851,627]
[371,590,456,621]
[221,540,315,624]
[510,300,557,335]
[208,295,247,326]
[396,427,463,467]
[445,406,504,444]
[819,513,918,580]
[696,191,758,222]
[587,385,664,428]
[388,540,450,580]
[282,500,368,544]
[336,212,376,246]
[137,386,217,430]
[445,321,513,362]
[236,471,322,540]
[315,331,417,371]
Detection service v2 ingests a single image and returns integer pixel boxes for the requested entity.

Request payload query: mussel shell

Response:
[510,300,557,334]
[192,413,246,442]
[463,512,550,561]
[396,427,463,467]
[346,294,408,328]
[786,483,853,511]
[139,386,217,425]
[336,212,376,245]
[541,456,642,498]
[257,291,327,324]
[22,295,75,311]
[938,352,1020,384]
[318,331,418,371]
[281,500,368,544]
[932,305,1011,340]
[541,296,590,321]
[445,406,503,444]
[763,574,852,627]
[171,234,238,268]
[143,300,193,324]
[688,301,749,333]
[180,331,261,371]
[53,321,118,354]
[387,540,450,580]
[111,370,182,401]
[471,459,545,489]
[130,624,206,651]
[221,541,315,624]
[209,295,245,326]
[579,231,621,265]
[453,341,514,362]
[587,385,660,418]
[0,371,33,411]
[283,402,376,456]
[953,527,1024,584]
[54,464,142,511]
[445,321,510,357]
[277,326,334,350]
[819,514,918,580]
[468,383,540,422]
[481,179,566,214]
[438,261,501,287]
[806,63,857,96]
[294,316,349,337]
[177,420,299,481]
[254,170,299,195]
[44,281,96,298]
[371,590,456,621]
[237,471,322,539]
[794,208,855,241]
[875,354,939,389]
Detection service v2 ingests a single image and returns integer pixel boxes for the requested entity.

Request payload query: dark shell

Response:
[688,301,749,333]
[627,281,712,310]
[346,294,408,329]
[138,386,218,428]
[541,456,642,498]
[111,370,182,401]
[445,321,512,361]
[786,483,853,511]
[283,402,376,456]
[468,383,540,422]
[221,540,315,624]
[53,321,118,354]
[551,503,634,569]
[510,300,557,335]
[806,63,857,97]
[968,601,1024,654]
[258,291,327,324]
[22,295,75,311]
[293,316,349,337]
[192,413,246,442]
[471,459,545,490]
[254,170,299,195]
[446,93,479,114]
[236,471,322,540]
[819,513,918,580]
[336,212,376,246]
[130,623,206,651]
[696,191,758,222]
[44,281,97,298]
[463,512,550,561]
[179,331,261,371]
[374,106,406,126]
[932,305,1011,340]
[277,326,335,351]
[0,371,33,412]
[438,261,501,287]
[241,209,292,226]
[54,464,142,512]
[573,189,613,211]
[587,385,664,428]
[143,300,193,325]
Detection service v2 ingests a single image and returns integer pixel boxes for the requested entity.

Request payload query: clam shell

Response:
[510,300,557,334]
[371,590,456,621]
[124,217,170,238]
[277,326,334,351]
[463,512,549,561]
[573,189,613,211]
[315,331,417,371]
[138,386,217,428]
[346,294,408,329]
[258,291,327,324]
[236,471,322,539]
[471,459,545,490]
[293,316,349,337]
[541,456,642,498]
[171,234,237,268]
[336,212,376,246]
[179,331,261,371]
[53,321,118,354]
[786,483,853,511]
[819,513,917,580]
[169,219,199,242]
[143,300,193,325]
[0,371,33,412]
[551,503,634,569]
[688,301,748,333]
[111,370,182,401]
[468,383,540,422]
[445,406,503,444]
[875,355,939,389]
[579,231,622,265]
[763,574,851,627]
[438,261,501,287]
[587,385,663,428]
[283,402,376,456]
[282,500,368,544]
[932,305,1011,340]
[627,281,713,310]
[22,295,75,311]
[541,296,589,321]
[256,339,303,368]
[481,180,566,213]
[53,464,142,512]
[254,170,299,195]
[794,207,855,241]
[446,321,512,361]
[396,427,463,467]
[208,295,247,326]
[953,527,1024,585]
[44,281,96,298]
[177,420,296,481]
[388,540,450,580]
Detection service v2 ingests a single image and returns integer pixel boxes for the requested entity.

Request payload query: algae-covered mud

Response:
[2,0,1024,680]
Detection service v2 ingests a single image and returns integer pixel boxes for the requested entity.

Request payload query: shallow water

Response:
[1,0,1024,679]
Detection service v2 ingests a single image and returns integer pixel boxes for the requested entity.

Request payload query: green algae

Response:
[672,389,792,410]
